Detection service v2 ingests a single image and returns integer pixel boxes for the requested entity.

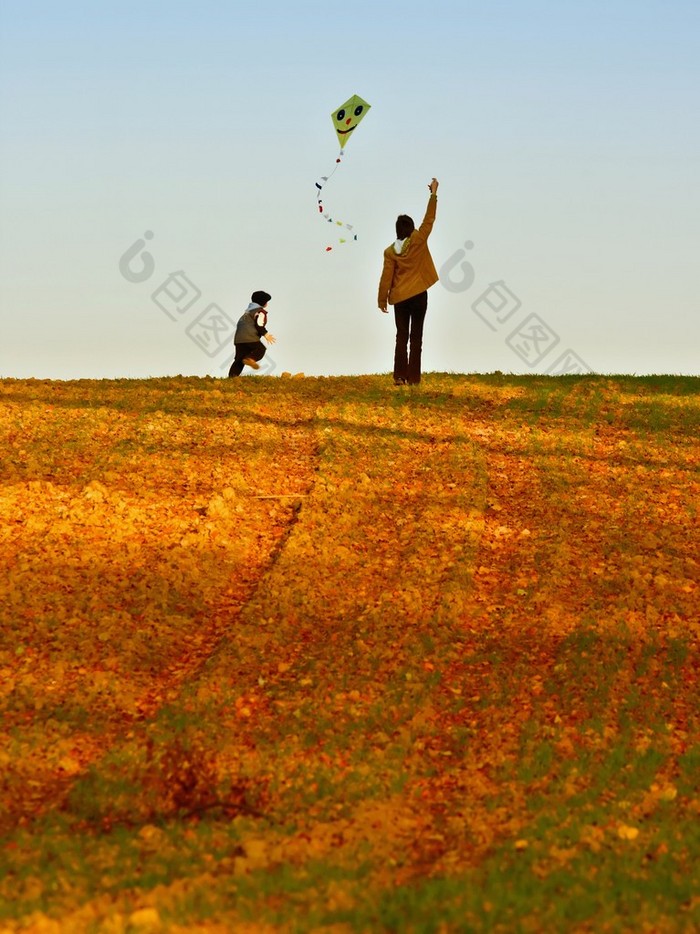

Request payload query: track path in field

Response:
[2,380,490,828]
[2,382,323,827]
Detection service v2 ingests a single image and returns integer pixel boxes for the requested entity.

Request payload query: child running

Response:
[228,290,276,377]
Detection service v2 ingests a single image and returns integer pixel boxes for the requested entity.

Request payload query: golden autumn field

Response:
[1,372,699,933]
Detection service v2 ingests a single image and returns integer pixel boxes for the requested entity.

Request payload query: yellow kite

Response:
[331,94,371,151]
[316,93,371,250]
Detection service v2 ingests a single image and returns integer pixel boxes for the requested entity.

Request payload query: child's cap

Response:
[251,290,271,306]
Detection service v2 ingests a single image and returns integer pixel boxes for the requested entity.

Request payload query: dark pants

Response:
[228,341,266,377]
[393,291,427,385]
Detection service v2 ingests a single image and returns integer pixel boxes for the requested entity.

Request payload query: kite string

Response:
[315,147,343,202]
[315,149,358,251]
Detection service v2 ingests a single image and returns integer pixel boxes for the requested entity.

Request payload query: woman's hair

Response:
[395,215,415,240]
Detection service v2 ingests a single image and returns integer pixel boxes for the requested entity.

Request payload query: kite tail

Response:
[315,148,359,252]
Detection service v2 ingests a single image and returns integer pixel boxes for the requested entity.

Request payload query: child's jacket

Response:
[234,303,269,344]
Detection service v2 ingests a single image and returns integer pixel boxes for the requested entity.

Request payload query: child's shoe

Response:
[243,358,260,370]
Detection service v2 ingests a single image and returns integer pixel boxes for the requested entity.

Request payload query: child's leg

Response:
[248,341,267,363]
[229,343,251,377]
[242,342,267,368]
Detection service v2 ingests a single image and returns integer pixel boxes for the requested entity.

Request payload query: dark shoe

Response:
[393,377,406,386]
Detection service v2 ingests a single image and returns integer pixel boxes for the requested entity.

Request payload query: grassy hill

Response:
[1,372,699,931]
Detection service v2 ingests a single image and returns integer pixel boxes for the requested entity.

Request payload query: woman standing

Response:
[377,178,439,386]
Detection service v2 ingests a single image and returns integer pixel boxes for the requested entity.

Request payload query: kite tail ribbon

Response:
[315,148,359,252]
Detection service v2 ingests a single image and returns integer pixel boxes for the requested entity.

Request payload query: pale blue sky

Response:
[1,0,698,378]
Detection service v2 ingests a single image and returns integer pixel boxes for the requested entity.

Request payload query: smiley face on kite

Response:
[332,94,371,149]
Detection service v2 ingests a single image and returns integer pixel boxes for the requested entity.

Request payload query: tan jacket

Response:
[377,193,438,308]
